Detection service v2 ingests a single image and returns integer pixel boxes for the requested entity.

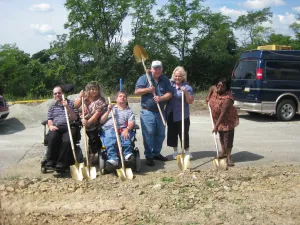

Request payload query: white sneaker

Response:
[173,151,178,160]
[124,153,133,161]
[107,159,118,166]
[185,151,193,160]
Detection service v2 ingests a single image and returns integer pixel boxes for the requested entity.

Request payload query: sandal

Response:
[227,162,235,167]
[218,153,227,159]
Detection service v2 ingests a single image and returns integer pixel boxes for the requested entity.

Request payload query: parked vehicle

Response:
[0,95,9,122]
[231,46,300,121]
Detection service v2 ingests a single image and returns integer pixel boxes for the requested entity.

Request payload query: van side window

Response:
[233,60,257,79]
[266,61,300,81]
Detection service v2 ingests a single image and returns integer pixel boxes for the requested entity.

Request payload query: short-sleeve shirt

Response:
[78,97,106,130]
[209,91,239,131]
[47,99,76,126]
[135,74,173,112]
[102,105,135,130]
[166,81,194,122]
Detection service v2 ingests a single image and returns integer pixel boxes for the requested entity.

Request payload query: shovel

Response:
[62,95,84,180]
[81,97,97,180]
[176,90,190,171]
[208,103,227,170]
[133,44,166,126]
[108,97,133,181]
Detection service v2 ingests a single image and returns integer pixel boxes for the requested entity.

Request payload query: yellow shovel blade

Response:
[116,168,133,181]
[116,168,127,181]
[82,166,97,180]
[125,168,133,180]
[89,166,97,180]
[133,45,148,63]
[82,167,90,179]
[176,154,190,171]
[212,158,227,171]
[70,164,83,181]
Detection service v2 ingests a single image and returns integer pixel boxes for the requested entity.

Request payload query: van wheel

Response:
[276,100,296,121]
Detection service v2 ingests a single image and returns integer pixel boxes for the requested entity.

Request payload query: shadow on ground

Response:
[0,118,26,135]
[232,151,264,163]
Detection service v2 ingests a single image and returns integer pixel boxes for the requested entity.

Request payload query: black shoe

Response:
[105,161,117,173]
[45,160,55,168]
[145,157,155,166]
[153,154,168,161]
[56,162,67,170]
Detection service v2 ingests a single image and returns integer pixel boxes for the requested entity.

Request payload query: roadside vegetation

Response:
[1,0,300,100]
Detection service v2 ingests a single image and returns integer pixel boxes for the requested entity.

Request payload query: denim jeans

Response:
[140,109,166,158]
[101,128,134,161]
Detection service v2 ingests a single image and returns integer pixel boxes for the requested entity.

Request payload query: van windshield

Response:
[233,60,257,79]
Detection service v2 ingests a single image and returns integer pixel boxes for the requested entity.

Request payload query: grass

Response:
[161,176,175,183]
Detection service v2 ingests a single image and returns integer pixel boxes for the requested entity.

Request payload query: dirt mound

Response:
[1,165,300,225]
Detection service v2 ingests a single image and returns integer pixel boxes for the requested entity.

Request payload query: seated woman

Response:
[74,81,105,164]
[100,91,135,171]
[46,86,79,170]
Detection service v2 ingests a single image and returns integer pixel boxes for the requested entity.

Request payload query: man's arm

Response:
[99,105,112,125]
[134,87,154,96]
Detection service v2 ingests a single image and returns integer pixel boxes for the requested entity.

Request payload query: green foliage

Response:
[161,176,175,182]
[1,4,299,99]
[233,7,273,46]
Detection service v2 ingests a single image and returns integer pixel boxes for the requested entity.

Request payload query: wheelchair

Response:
[40,120,84,174]
[97,124,141,175]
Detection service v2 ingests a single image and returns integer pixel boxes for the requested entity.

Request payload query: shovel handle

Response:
[62,95,78,163]
[81,97,90,167]
[141,59,166,126]
[181,90,184,155]
[208,103,219,158]
[108,97,126,170]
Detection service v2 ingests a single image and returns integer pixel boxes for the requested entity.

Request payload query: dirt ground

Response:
[1,99,300,225]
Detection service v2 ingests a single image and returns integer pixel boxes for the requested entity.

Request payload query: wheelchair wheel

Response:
[99,153,105,175]
[134,147,141,173]
[41,166,47,174]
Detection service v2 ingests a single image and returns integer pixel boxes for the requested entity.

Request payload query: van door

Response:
[231,59,260,102]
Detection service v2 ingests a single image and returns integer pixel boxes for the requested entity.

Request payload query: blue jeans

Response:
[101,128,134,161]
[140,109,166,158]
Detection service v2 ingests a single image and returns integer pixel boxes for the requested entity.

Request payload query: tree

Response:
[234,8,273,48]
[0,44,32,97]
[64,0,132,92]
[186,12,238,90]
[157,0,208,62]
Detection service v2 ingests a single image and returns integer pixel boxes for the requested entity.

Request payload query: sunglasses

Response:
[53,92,62,95]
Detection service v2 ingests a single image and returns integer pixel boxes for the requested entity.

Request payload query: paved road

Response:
[1,109,300,175]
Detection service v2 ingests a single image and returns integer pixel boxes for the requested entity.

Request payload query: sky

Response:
[0,0,299,55]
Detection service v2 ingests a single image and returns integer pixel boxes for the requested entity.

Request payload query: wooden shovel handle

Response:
[108,97,125,169]
[81,97,90,167]
[62,95,78,163]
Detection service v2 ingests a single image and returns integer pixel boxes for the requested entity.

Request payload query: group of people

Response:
[45,59,239,173]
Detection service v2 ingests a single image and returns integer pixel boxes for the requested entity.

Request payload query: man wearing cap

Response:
[135,60,173,166]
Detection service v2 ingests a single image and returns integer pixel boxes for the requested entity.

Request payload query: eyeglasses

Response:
[53,92,62,95]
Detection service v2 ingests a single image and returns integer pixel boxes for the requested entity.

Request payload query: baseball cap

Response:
[151,60,162,68]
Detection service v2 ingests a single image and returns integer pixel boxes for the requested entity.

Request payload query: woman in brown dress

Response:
[207,78,239,167]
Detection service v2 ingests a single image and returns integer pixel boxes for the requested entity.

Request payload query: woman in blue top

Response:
[167,66,195,159]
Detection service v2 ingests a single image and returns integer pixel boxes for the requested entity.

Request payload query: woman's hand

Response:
[212,125,218,133]
[180,86,186,92]
[107,104,113,112]
[79,90,85,98]
[81,118,88,127]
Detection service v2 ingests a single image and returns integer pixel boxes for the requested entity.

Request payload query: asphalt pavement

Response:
[1,108,300,175]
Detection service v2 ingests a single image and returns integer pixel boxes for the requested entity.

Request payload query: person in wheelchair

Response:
[99,90,135,173]
[74,81,106,164]
[45,86,79,170]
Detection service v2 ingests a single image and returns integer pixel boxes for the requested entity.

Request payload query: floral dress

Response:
[209,90,239,131]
